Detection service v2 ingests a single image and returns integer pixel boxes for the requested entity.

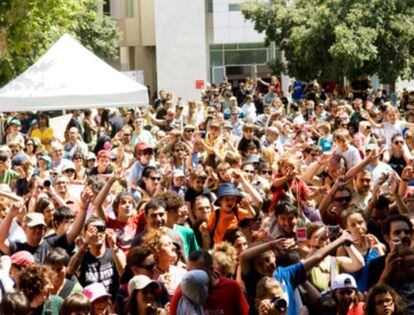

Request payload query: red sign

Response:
[195,80,204,90]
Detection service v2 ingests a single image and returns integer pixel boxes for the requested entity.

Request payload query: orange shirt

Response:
[207,207,251,244]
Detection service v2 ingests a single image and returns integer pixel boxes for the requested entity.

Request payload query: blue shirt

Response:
[273,262,306,315]
[351,248,380,292]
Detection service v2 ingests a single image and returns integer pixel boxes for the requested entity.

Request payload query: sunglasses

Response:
[175,148,185,152]
[394,141,404,145]
[123,133,132,137]
[92,225,106,233]
[185,129,195,133]
[262,170,272,175]
[244,169,255,174]
[141,150,154,156]
[334,196,352,203]
[150,176,162,182]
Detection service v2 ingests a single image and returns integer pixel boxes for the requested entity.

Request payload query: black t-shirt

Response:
[389,155,406,176]
[8,233,69,264]
[79,249,120,299]
[241,265,264,315]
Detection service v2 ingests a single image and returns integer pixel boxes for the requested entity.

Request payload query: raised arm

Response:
[66,187,94,244]
[0,202,22,255]
[302,231,356,272]
[336,244,365,272]
[234,169,263,209]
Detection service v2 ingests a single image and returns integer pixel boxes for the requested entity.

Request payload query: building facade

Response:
[107,0,272,101]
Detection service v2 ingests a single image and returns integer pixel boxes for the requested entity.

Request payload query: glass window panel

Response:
[210,44,223,51]
[224,50,267,65]
[228,4,241,11]
[210,51,223,66]
[224,44,238,50]
[239,43,265,49]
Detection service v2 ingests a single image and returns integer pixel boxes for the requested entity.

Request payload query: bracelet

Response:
[402,178,408,182]
[267,241,277,250]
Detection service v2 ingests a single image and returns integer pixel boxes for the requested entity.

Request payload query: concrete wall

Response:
[155,0,208,101]
[212,0,265,43]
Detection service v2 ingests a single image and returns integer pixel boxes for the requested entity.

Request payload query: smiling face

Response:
[219,195,238,212]
[276,212,297,235]
[116,195,135,220]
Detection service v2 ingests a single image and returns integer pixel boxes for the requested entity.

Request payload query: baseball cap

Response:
[11,154,27,167]
[62,161,76,172]
[244,154,260,164]
[97,150,111,160]
[11,251,35,268]
[135,142,154,152]
[184,124,195,130]
[86,152,96,161]
[83,283,111,303]
[9,119,21,127]
[223,121,232,129]
[24,213,46,228]
[331,273,357,290]
[128,275,160,294]
[172,169,185,178]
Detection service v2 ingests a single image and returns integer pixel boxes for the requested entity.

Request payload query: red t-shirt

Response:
[271,174,311,211]
[170,276,249,315]
[105,215,139,253]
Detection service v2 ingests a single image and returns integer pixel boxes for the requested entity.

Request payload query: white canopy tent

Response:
[0,34,148,112]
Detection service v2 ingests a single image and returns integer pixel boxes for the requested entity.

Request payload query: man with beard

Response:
[30,113,54,152]
[350,170,372,210]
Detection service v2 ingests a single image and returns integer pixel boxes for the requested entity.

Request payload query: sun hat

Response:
[11,154,27,167]
[24,213,46,228]
[214,183,243,206]
[331,273,357,290]
[11,251,35,268]
[172,169,185,178]
[9,119,21,127]
[62,161,76,172]
[128,275,160,294]
[83,283,111,303]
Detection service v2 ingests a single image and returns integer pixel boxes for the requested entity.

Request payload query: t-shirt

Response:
[31,127,54,152]
[335,144,362,169]
[242,265,265,315]
[78,249,120,298]
[351,248,380,292]
[389,155,406,176]
[207,207,252,244]
[170,276,249,315]
[0,169,20,186]
[8,233,69,264]
[382,121,406,148]
[270,175,311,212]
[273,262,307,315]
[173,224,199,257]
[106,215,139,253]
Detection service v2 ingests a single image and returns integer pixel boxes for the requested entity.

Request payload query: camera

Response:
[44,180,51,187]
[270,296,287,311]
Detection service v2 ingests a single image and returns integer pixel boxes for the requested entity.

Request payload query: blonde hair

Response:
[210,242,238,276]
[262,147,276,165]
[255,277,284,302]
[333,128,351,142]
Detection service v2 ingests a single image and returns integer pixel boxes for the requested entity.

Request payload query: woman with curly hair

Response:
[17,264,63,315]
[365,284,406,315]
[143,229,186,296]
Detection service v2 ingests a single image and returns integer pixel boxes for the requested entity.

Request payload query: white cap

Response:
[331,273,357,290]
[128,275,160,294]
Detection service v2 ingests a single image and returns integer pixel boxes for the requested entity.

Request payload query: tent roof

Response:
[0,34,148,112]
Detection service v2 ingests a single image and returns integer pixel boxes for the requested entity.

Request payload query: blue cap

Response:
[11,154,27,167]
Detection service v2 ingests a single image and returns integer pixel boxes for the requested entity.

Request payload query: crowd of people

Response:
[0,75,412,315]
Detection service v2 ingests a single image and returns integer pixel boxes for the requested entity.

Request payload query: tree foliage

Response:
[242,0,414,84]
[0,0,121,87]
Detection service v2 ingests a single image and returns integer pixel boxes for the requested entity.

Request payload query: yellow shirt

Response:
[31,127,54,152]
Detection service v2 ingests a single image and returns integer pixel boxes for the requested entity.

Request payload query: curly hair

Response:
[210,241,238,277]
[17,264,54,301]
[154,190,184,212]
[365,284,406,315]
[142,229,165,254]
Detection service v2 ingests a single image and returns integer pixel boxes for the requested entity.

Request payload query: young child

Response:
[317,122,334,153]
[6,119,25,148]
[333,128,362,169]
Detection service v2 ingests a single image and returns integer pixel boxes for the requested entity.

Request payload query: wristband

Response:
[267,241,277,250]
[402,178,408,182]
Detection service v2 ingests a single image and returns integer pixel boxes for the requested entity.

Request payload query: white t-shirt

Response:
[241,103,257,123]
[335,144,362,169]
[382,120,406,148]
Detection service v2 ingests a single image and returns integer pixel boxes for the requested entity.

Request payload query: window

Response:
[126,0,134,18]
[224,50,267,65]
[210,51,224,66]
[228,4,241,11]
[103,0,111,15]
[208,0,214,13]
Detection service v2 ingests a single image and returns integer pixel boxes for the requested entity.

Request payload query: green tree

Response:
[242,0,414,85]
[0,0,121,87]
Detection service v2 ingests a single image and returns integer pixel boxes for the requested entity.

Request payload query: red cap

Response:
[97,150,111,160]
[135,142,154,152]
[11,250,35,267]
